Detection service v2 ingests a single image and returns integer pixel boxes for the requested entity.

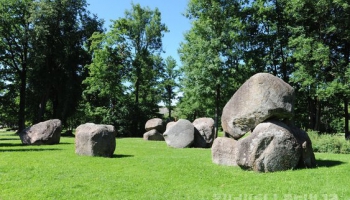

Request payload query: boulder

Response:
[288,124,317,168]
[145,118,165,133]
[211,137,238,166]
[236,120,301,172]
[19,119,62,145]
[221,73,295,139]
[163,119,194,148]
[143,129,164,141]
[192,118,215,148]
[166,121,177,130]
[75,123,116,157]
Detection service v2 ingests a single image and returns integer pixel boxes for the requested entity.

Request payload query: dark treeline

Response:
[0,0,349,138]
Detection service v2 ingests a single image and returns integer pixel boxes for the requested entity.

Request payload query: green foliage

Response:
[308,131,350,154]
[1,131,350,199]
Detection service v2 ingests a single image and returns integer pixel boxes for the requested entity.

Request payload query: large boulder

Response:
[143,129,164,141]
[236,120,301,172]
[211,137,238,166]
[19,119,62,145]
[221,73,295,139]
[192,118,215,148]
[75,123,116,157]
[163,119,194,148]
[166,121,177,130]
[288,124,317,168]
[145,118,165,133]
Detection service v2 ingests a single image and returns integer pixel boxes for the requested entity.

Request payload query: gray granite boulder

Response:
[211,137,238,166]
[145,118,165,133]
[75,123,116,157]
[221,73,295,139]
[166,121,176,130]
[19,119,62,145]
[236,120,301,172]
[143,129,164,141]
[163,119,194,148]
[192,118,215,148]
[288,124,317,168]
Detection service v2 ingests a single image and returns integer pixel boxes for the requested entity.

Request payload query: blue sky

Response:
[86,0,192,65]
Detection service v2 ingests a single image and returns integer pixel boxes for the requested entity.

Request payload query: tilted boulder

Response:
[145,118,165,133]
[192,118,215,148]
[221,73,295,139]
[19,119,62,145]
[143,129,164,141]
[236,120,301,172]
[211,137,238,166]
[163,119,194,148]
[75,123,116,157]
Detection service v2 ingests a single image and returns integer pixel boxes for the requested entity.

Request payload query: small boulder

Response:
[236,120,301,172]
[211,137,238,166]
[221,73,295,139]
[143,129,164,141]
[193,118,215,148]
[75,123,116,157]
[145,118,165,133]
[19,119,62,145]
[163,119,194,148]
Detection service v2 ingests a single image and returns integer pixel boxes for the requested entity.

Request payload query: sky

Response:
[86,0,192,65]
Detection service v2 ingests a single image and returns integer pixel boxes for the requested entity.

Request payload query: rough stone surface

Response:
[145,118,165,133]
[143,129,164,141]
[193,118,215,148]
[19,119,62,145]
[75,123,116,157]
[163,119,194,148]
[166,121,176,130]
[221,73,295,139]
[236,120,301,172]
[211,137,238,166]
[288,124,317,168]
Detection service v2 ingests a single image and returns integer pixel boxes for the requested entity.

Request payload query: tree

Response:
[26,0,103,126]
[160,56,180,119]
[179,0,247,135]
[83,3,168,136]
[0,0,32,132]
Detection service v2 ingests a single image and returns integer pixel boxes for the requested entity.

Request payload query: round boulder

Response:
[221,73,295,139]
[236,120,301,172]
[163,119,194,148]
[75,123,116,157]
[192,118,215,148]
[143,129,164,141]
[145,118,165,133]
[19,119,62,145]
[211,137,238,166]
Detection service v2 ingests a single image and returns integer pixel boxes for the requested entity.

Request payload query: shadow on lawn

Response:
[0,138,20,141]
[112,154,134,158]
[0,148,61,152]
[317,159,346,168]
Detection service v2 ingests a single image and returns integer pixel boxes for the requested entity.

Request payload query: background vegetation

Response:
[0,130,349,199]
[0,0,349,138]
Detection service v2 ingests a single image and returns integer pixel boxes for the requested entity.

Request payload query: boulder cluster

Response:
[143,117,215,148]
[213,73,317,172]
[19,120,117,158]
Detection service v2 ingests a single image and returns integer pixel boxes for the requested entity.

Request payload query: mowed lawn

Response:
[0,130,349,200]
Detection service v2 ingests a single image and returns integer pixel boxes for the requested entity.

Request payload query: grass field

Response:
[0,130,349,200]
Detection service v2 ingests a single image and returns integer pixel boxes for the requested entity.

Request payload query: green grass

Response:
[1,130,350,200]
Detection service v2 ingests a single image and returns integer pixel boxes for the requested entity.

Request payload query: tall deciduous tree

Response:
[160,56,180,119]
[0,0,32,132]
[83,3,168,136]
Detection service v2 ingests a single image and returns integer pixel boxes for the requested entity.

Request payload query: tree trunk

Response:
[308,96,316,130]
[17,68,26,133]
[345,98,349,140]
[214,84,220,139]
[314,97,321,131]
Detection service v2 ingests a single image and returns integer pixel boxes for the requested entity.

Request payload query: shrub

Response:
[308,131,350,154]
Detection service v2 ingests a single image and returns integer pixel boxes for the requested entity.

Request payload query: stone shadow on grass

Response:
[0,137,20,141]
[0,148,62,152]
[317,159,345,168]
[112,154,134,158]
[0,143,25,147]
